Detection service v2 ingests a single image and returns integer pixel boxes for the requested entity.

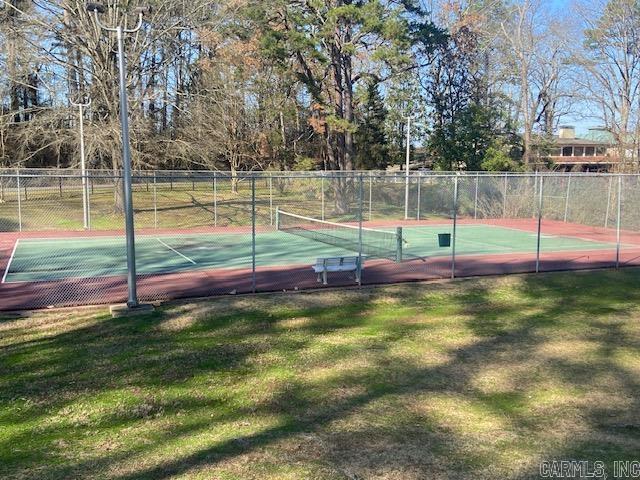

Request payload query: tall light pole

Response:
[35,76,92,230]
[87,2,145,308]
[404,116,412,220]
[70,96,91,229]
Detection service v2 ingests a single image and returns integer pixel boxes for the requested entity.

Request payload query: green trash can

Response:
[438,233,451,247]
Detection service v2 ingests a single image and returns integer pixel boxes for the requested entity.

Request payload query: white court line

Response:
[2,239,20,284]
[155,238,197,265]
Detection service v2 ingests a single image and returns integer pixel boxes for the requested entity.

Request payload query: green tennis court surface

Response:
[3,224,617,283]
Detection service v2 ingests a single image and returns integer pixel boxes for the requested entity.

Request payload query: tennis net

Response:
[276,209,403,262]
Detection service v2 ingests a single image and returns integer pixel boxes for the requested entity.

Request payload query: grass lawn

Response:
[1,269,640,479]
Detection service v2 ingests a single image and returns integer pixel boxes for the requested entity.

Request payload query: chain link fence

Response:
[1,170,639,310]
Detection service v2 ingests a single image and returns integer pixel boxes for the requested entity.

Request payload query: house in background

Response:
[532,126,617,172]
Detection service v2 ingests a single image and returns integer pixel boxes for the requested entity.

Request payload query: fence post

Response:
[153,171,158,229]
[59,176,63,198]
[604,176,613,228]
[269,175,273,226]
[536,175,544,273]
[502,172,507,218]
[16,170,22,232]
[213,173,217,227]
[404,170,410,220]
[563,174,572,223]
[474,172,479,219]
[533,171,538,218]
[321,174,325,221]
[369,173,373,221]
[451,176,458,279]
[357,174,363,286]
[416,174,421,220]
[404,120,411,220]
[251,177,257,293]
[616,175,622,268]
[86,172,92,230]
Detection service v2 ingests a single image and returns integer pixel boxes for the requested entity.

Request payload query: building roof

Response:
[532,134,611,146]
[583,129,616,144]
[553,136,610,146]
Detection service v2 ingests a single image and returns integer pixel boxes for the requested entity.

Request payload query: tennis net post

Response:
[396,227,403,263]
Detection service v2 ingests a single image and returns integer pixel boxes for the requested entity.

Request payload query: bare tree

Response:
[499,0,573,167]
[571,0,640,170]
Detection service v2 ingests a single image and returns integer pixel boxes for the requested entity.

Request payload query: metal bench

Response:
[312,256,363,285]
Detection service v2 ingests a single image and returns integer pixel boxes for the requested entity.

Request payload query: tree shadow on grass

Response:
[2,270,640,479]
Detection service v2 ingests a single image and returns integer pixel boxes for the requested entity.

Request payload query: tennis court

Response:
[3,171,640,311]
[2,222,620,284]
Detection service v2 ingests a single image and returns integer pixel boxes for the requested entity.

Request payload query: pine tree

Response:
[423,3,514,171]
[355,81,389,170]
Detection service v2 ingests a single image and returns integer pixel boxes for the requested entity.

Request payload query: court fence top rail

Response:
[0,168,636,179]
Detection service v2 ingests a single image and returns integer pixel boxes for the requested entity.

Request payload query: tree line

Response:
[1,0,639,175]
